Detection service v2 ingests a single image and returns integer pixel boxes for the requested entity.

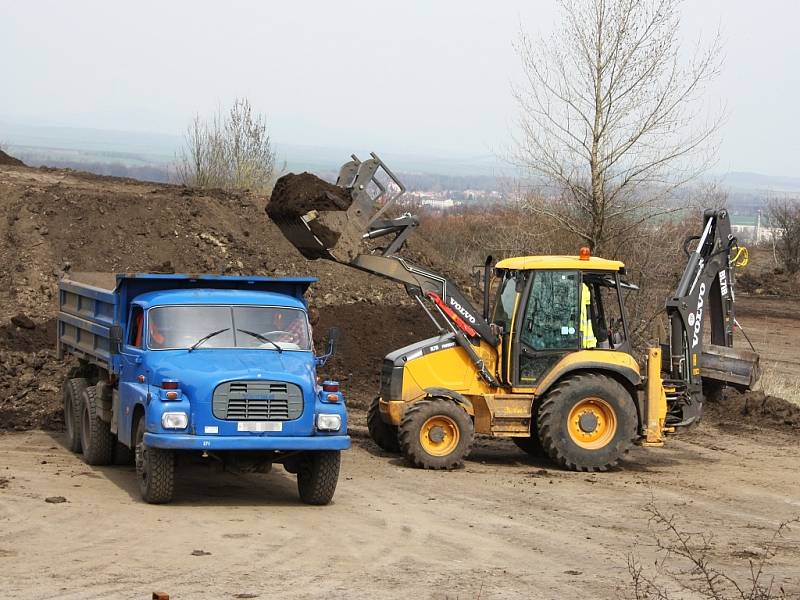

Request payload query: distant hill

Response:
[720,172,800,194]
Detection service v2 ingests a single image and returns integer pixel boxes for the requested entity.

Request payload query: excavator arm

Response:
[663,209,760,425]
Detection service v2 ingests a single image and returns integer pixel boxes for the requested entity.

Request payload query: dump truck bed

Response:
[57,272,317,370]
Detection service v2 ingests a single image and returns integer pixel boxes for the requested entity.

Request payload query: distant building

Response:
[730,213,781,243]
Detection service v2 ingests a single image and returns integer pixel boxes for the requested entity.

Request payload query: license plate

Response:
[237,421,282,433]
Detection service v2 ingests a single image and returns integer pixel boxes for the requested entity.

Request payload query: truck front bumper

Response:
[144,433,351,451]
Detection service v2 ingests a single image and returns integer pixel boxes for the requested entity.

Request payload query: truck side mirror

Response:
[109,324,124,354]
[317,327,340,367]
[326,327,340,356]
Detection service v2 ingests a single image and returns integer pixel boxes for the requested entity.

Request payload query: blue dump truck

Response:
[56,273,349,505]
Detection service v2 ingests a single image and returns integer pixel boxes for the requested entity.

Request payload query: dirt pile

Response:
[0,150,25,167]
[706,389,800,430]
[0,165,429,430]
[738,269,799,297]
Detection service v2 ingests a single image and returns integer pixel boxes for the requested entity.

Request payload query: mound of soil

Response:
[0,165,430,430]
[738,269,799,297]
[0,150,24,167]
[706,389,800,430]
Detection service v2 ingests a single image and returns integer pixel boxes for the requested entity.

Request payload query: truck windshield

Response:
[146,306,311,351]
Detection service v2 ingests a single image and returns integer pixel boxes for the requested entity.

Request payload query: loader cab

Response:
[491,254,636,388]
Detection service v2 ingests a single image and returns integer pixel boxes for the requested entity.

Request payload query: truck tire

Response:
[297,451,340,505]
[63,378,87,453]
[367,396,400,453]
[538,374,637,472]
[134,418,175,504]
[398,397,474,470]
[80,386,114,466]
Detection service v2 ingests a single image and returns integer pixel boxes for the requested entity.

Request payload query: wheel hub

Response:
[567,397,618,450]
[578,411,599,433]
[419,415,460,457]
[428,426,445,444]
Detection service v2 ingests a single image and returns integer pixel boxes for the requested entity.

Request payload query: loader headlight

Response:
[316,413,342,432]
[161,412,188,429]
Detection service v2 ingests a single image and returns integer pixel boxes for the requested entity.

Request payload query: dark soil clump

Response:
[267,172,352,217]
[266,172,356,259]
[706,389,800,429]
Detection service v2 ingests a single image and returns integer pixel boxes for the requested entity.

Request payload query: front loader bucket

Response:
[700,344,761,390]
[266,153,406,263]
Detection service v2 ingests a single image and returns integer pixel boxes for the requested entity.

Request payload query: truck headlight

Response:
[161,412,188,429]
[316,413,341,432]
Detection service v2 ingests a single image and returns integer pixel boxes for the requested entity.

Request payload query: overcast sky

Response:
[1,1,798,176]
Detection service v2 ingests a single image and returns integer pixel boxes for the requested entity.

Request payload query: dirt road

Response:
[1,420,798,600]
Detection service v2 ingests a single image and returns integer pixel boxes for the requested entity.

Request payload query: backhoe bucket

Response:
[699,344,761,390]
[267,153,406,263]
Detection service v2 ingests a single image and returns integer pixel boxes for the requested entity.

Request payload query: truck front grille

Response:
[212,381,303,421]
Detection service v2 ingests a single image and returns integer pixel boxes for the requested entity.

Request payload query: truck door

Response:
[117,304,149,446]
[513,270,581,386]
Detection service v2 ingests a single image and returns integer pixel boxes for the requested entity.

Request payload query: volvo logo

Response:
[449,297,477,324]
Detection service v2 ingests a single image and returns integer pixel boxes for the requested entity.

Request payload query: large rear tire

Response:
[367,396,400,453]
[538,374,637,472]
[297,451,340,505]
[399,397,474,469]
[80,386,114,465]
[135,417,175,504]
[63,378,87,453]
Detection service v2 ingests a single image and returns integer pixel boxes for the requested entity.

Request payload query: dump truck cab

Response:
[58,273,348,505]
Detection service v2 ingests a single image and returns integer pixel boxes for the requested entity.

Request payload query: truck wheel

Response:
[134,418,174,504]
[297,451,340,505]
[538,374,637,472]
[80,386,114,466]
[367,396,400,453]
[63,378,87,453]
[398,397,474,469]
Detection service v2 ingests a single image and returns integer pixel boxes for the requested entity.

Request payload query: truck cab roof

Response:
[132,288,308,310]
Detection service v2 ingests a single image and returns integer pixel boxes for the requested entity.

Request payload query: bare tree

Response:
[512,0,723,253]
[767,199,800,274]
[176,98,278,193]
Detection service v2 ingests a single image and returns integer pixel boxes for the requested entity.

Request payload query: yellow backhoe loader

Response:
[269,153,760,472]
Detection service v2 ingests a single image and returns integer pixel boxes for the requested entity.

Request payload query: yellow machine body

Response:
[378,254,669,444]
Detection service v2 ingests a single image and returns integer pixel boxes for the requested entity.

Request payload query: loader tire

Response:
[135,417,174,504]
[538,374,636,472]
[297,451,340,505]
[367,396,400,453]
[80,386,114,466]
[399,397,473,470]
[63,378,87,453]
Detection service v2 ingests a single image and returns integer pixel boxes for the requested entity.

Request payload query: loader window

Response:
[519,271,580,350]
[492,271,522,335]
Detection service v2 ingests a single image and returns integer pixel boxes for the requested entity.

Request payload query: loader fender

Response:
[423,388,474,416]
[535,355,641,399]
